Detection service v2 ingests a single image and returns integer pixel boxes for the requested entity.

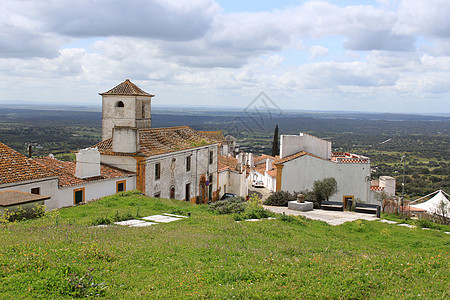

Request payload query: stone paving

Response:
[113,213,186,227]
[264,205,378,226]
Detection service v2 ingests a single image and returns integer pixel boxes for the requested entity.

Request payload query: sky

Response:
[1,0,450,113]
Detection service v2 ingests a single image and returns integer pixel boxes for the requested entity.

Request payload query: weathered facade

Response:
[95,80,220,203]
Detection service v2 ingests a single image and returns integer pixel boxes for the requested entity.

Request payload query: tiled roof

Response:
[94,126,218,157]
[219,155,238,169]
[254,164,267,174]
[0,190,50,207]
[100,79,154,97]
[275,151,308,165]
[0,142,57,186]
[35,157,133,187]
[266,168,277,178]
[254,154,275,165]
[198,131,225,142]
[331,152,369,164]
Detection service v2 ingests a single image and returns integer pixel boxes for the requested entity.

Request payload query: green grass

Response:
[1,191,449,299]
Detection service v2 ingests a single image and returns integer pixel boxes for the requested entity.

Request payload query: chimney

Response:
[266,159,273,172]
[112,126,139,153]
[75,148,101,179]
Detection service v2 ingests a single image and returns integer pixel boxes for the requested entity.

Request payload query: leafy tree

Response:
[312,177,338,204]
[271,124,279,157]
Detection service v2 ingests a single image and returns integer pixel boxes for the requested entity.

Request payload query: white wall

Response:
[0,177,60,210]
[145,144,219,201]
[100,155,137,173]
[57,176,136,208]
[280,155,371,203]
[218,169,248,198]
[280,133,332,159]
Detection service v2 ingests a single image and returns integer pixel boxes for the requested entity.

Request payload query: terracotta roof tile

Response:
[100,79,154,97]
[0,142,57,185]
[266,168,277,178]
[35,157,133,187]
[254,164,266,174]
[0,190,50,207]
[253,154,275,165]
[94,126,218,157]
[218,155,238,169]
[275,151,308,165]
[198,131,225,142]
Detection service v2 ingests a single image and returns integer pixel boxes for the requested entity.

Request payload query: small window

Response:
[116,101,124,107]
[186,156,191,172]
[155,163,160,180]
[209,151,213,164]
[116,180,126,193]
[154,192,161,198]
[31,187,40,195]
[73,188,85,205]
[142,103,145,118]
[185,183,190,201]
[170,186,175,199]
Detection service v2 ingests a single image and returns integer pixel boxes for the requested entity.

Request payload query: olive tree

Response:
[312,177,338,204]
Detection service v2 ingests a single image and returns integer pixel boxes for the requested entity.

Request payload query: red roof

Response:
[100,79,154,97]
[35,157,133,187]
[0,142,57,185]
[94,126,218,157]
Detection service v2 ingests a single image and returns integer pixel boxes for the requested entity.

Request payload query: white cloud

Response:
[309,46,329,59]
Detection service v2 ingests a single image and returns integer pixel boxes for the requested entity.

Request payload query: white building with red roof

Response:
[274,133,378,205]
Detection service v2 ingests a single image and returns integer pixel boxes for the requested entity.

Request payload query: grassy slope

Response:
[1,192,449,299]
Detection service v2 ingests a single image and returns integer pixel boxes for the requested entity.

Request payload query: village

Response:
[1,79,448,224]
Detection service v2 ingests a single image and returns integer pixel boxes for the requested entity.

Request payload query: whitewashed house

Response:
[0,141,59,211]
[35,148,135,208]
[275,133,374,204]
[218,155,248,198]
[94,80,220,203]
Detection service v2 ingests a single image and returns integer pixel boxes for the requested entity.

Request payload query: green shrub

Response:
[0,204,46,223]
[209,197,246,214]
[90,216,112,226]
[263,191,298,206]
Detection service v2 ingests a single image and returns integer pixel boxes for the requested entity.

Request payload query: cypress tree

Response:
[271,124,279,156]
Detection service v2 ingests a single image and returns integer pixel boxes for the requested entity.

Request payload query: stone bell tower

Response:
[100,79,154,141]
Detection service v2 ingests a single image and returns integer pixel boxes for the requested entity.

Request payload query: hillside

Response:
[1,192,449,299]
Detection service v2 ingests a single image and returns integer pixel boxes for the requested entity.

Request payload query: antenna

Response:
[24,142,38,158]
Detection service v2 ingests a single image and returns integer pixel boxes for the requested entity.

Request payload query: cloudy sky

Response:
[1,0,450,113]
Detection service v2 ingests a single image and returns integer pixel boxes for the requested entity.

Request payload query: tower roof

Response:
[100,79,154,97]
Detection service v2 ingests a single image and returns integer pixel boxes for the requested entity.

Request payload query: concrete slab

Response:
[379,219,398,224]
[445,232,450,234]
[130,221,157,227]
[163,213,188,218]
[263,205,378,226]
[398,224,416,228]
[114,219,147,226]
[142,215,181,223]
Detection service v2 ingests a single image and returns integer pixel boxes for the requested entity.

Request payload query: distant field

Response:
[1,192,449,299]
[0,106,448,198]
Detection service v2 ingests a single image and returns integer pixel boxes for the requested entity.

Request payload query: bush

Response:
[0,204,46,223]
[208,197,246,214]
[263,191,298,206]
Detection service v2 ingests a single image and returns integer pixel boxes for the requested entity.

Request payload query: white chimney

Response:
[266,159,273,172]
[112,126,139,153]
[75,148,101,179]
[248,153,254,167]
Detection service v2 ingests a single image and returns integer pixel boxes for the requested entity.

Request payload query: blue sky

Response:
[1,0,449,113]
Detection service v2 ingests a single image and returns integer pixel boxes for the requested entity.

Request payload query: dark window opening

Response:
[74,189,84,204]
[186,156,191,172]
[142,103,145,118]
[185,183,190,201]
[154,192,161,198]
[209,151,213,164]
[155,163,160,180]
[31,187,40,195]
[116,101,124,108]
[117,182,125,192]
[170,186,175,199]
[208,175,213,201]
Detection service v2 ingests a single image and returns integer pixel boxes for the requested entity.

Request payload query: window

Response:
[154,192,161,198]
[170,186,175,199]
[142,103,145,118]
[186,156,191,172]
[31,187,40,195]
[185,183,190,201]
[155,163,160,180]
[116,180,126,193]
[208,175,213,201]
[116,101,124,107]
[73,188,85,205]
[209,151,213,164]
